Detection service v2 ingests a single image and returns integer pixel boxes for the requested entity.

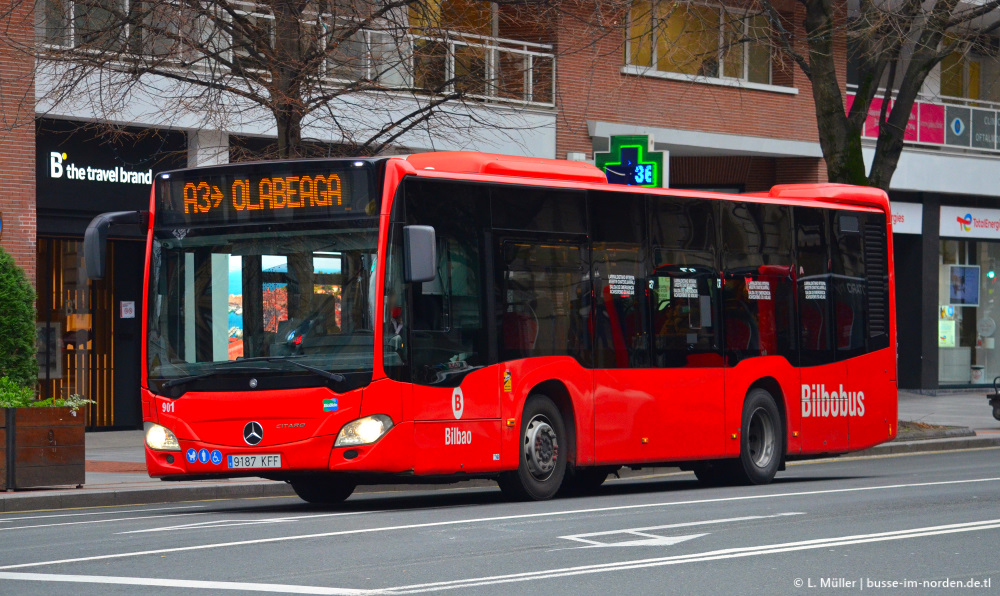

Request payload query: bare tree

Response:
[753,0,1000,188]
[7,0,558,158]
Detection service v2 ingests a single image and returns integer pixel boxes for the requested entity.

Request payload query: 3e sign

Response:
[183,174,343,215]
[594,135,665,188]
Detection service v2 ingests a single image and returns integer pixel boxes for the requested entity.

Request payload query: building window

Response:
[628,1,772,85]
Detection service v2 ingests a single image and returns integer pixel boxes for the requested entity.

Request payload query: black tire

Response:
[993,404,1000,421]
[732,388,783,485]
[558,466,612,496]
[498,394,567,501]
[290,475,356,504]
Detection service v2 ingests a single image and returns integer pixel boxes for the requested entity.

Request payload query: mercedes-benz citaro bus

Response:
[84,152,897,504]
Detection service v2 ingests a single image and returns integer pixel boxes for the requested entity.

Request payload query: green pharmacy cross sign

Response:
[595,135,664,188]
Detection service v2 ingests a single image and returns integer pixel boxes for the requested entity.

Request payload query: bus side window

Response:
[590,190,647,368]
[795,207,835,366]
[721,202,795,365]
[832,213,867,359]
[650,250,720,368]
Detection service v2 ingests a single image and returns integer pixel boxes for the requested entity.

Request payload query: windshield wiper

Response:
[158,365,277,390]
[232,356,346,383]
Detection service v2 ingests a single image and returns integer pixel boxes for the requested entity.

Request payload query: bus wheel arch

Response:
[748,377,787,461]
[499,386,571,501]
[528,380,576,467]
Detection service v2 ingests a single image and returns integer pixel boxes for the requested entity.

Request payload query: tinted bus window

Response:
[721,203,796,364]
[651,249,721,368]
[404,178,490,386]
[649,195,717,252]
[491,186,586,233]
[498,241,588,363]
[590,191,648,368]
[795,207,834,366]
[832,213,867,359]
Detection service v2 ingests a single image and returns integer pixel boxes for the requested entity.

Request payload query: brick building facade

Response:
[0,1,37,281]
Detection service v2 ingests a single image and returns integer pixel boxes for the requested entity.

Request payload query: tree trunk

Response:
[802,0,869,185]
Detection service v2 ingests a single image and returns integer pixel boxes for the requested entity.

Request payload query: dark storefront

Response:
[35,119,185,429]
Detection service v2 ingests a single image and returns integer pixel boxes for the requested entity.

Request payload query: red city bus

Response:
[84,152,897,502]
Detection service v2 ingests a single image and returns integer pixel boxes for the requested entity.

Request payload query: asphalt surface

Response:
[2,388,999,513]
[0,448,998,595]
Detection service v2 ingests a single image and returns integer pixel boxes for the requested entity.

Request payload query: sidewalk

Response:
[2,389,998,512]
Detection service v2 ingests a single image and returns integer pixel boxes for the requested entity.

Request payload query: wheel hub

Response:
[523,415,559,480]
[747,406,775,468]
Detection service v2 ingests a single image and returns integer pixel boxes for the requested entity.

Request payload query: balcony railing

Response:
[846,84,999,155]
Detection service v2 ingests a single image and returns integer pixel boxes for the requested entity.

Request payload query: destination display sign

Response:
[155,161,376,226]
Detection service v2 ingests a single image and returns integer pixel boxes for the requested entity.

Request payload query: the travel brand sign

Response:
[49,151,153,185]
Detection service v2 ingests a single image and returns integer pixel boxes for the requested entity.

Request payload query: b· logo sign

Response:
[451,388,464,420]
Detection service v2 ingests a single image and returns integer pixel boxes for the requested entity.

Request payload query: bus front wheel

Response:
[290,475,356,505]
[734,388,783,485]
[498,395,567,501]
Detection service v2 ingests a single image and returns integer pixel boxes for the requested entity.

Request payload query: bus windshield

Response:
[146,160,380,391]
[147,222,380,387]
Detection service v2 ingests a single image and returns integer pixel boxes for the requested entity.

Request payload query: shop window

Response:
[36,238,115,428]
[590,191,648,368]
[721,202,795,364]
[628,1,772,85]
[404,179,490,387]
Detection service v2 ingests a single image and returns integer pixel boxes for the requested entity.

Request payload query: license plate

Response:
[227,454,281,469]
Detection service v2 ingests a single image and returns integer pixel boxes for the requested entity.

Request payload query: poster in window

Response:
[36,322,63,379]
[949,265,980,306]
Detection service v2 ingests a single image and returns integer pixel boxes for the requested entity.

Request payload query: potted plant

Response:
[0,246,91,490]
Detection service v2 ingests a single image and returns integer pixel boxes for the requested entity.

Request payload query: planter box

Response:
[2,407,85,490]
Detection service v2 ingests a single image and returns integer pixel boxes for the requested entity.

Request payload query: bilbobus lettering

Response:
[800,384,865,418]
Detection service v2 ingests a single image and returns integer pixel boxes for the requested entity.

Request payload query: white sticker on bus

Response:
[452,387,464,419]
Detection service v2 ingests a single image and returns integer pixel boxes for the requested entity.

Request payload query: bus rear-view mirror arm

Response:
[84,210,148,280]
[403,225,436,283]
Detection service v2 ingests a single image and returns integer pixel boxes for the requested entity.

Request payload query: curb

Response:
[0,481,296,513]
[3,436,1000,513]
[854,435,1000,457]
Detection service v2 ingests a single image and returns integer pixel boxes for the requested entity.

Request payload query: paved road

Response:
[1,448,998,595]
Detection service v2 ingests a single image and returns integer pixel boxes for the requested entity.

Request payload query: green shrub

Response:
[0,376,34,409]
[0,246,36,388]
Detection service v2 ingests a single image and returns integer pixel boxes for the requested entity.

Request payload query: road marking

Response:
[0,476,996,571]
[559,512,804,547]
[0,505,205,522]
[0,572,373,595]
[116,510,375,534]
[1,518,998,594]
[0,512,212,533]
[380,519,1000,593]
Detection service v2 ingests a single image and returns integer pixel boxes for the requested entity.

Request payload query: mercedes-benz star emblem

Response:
[243,421,263,446]
[249,378,258,389]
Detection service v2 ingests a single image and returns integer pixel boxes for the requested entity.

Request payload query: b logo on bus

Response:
[801,384,865,418]
[452,387,464,419]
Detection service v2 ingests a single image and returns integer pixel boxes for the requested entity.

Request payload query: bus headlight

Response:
[335,415,393,447]
[144,422,181,451]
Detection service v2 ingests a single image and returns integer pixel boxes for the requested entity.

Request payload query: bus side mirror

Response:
[403,225,436,283]
[84,211,147,280]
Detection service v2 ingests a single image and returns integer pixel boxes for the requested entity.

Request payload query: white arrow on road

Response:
[559,512,804,548]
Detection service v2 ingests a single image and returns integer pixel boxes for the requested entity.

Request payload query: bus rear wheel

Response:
[289,475,356,504]
[733,388,783,485]
[498,395,567,501]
